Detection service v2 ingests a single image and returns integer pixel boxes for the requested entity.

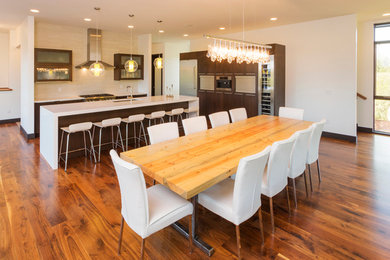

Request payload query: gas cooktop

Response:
[79,93,115,101]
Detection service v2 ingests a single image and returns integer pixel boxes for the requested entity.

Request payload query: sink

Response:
[113,98,139,103]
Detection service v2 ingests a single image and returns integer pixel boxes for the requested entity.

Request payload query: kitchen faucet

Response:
[127,85,133,99]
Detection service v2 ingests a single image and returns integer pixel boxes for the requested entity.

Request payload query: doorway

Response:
[151,54,163,96]
[374,23,390,133]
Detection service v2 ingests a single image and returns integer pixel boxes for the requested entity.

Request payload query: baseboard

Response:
[357,126,373,133]
[20,125,36,140]
[0,118,20,124]
[322,131,356,143]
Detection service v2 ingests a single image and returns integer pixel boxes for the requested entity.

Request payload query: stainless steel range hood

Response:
[75,28,114,69]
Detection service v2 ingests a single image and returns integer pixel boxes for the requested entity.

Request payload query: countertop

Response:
[41,95,199,117]
[34,92,148,103]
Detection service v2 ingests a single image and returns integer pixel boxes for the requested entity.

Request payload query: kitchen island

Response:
[40,95,199,169]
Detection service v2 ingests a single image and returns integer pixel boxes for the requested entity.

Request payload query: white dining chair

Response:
[288,126,313,207]
[110,150,193,259]
[182,116,208,136]
[307,119,326,191]
[279,107,304,120]
[209,111,230,128]
[198,146,271,259]
[229,108,248,123]
[261,135,296,233]
[147,122,179,145]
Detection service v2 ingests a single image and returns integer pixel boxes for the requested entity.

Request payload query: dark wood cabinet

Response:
[114,53,144,80]
[34,48,73,82]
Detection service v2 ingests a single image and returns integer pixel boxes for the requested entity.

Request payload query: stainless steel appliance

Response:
[79,93,115,102]
[216,76,232,91]
[180,59,198,96]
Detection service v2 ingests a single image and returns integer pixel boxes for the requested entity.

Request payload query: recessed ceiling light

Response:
[128,25,134,29]
[159,30,164,33]
[384,13,390,16]
[30,9,40,13]
[183,34,189,37]
[84,18,91,22]
[219,27,225,30]
[270,17,278,21]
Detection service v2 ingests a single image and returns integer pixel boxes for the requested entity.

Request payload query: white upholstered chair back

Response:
[289,127,313,178]
[147,122,179,144]
[264,135,296,197]
[233,146,271,222]
[209,111,230,128]
[229,108,248,123]
[307,119,326,164]
[279,107,304,120]
[182,116,208,135]
[110,150,149,237]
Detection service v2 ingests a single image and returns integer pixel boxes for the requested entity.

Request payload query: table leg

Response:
[171,195,214,256]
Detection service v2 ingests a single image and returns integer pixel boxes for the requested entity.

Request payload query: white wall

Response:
[137,34,152,95]
[191,15,357,137]
[34,22,148,99]
[19,16,35,134]
[357,18,390,129]
[163,41,190,95]
[0,32,8,87]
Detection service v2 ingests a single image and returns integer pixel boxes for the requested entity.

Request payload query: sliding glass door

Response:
[374,24,390,133]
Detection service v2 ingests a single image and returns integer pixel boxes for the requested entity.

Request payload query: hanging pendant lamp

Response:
[89,7,105,77]
[125,23,138,73]
[154,20,164,69]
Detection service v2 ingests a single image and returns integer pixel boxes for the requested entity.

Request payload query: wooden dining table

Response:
[120,115,313,255]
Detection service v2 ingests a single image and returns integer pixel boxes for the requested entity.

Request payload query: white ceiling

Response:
[0,0,390,41]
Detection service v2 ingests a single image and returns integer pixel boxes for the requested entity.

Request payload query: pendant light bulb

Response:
[154,57,163,69]
[125,59,138,72]
[89,62,105,77]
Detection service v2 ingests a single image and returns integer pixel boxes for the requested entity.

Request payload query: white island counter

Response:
[40,95,199,169]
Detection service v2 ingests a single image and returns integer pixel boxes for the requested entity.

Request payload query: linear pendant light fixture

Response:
[89,7,105,77]
[205,0,271,64]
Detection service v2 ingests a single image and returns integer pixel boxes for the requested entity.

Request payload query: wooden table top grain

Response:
[120,115,313,199]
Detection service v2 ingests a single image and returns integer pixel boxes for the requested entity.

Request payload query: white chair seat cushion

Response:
[261,166,287,198]
[62,122,93,133]
[145,184,193,237]
[166,108,184,116]
[184,107,198,113]
[198,179,241,225]
[146,111,165,119]
[94,118,121,128]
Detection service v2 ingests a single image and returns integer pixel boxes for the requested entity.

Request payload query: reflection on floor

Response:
[1,122,390,259]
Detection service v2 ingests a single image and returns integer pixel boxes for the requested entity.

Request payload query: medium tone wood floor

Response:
[0,122,390,259]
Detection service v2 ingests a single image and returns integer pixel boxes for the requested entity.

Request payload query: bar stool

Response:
[184,107,199,118]
[145,111,165,127]
[59,122,96,172]
[92,117,125,162]
[122,114,148,150]
[166,108,184,126]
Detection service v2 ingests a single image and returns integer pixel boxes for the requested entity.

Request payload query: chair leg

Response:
[133,122,137,148]
[125,123,129,150]
[286,186,291,214]
[317,159,322,183]
[292,178,298,208]
[117,126,125,151]
[188,215,193,254]
[111,126,115,149]
[59,130,64,162]
[258,207,264,245]
[308,164,313,192]
[303,169,309,198]
[98,128,103,162]
[87,130,97,163]
[83,131,87,157]
[118,217,124,255]
[64,133,70,172]
[140,238,145,260]
[269,197,274,234]
[235,225,241,260]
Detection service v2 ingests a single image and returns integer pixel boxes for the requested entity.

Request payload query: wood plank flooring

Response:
[1,122,390,259]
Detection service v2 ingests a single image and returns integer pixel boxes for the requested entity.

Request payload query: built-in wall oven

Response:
[216,76,232,91]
